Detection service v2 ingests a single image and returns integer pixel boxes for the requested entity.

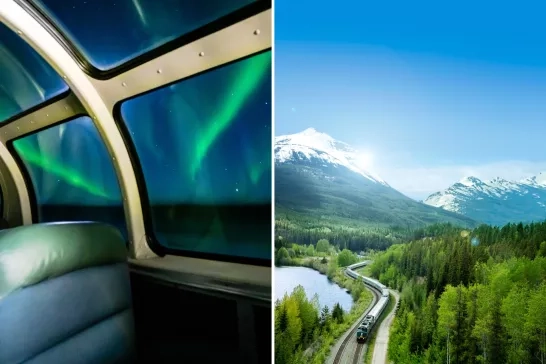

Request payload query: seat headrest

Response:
[0,221,127,299]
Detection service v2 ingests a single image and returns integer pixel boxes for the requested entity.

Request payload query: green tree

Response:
[537,241,546,258]
[420,294,437,351]
[331,303,344,323]
[525,283,546,364]
[276,247,291,266]
[291,286,319,345]
[501,283,530,363]
[316,239,330,253]
[337,249,357,267]
[319,306,330,330]
[327,257,338,279]
[288,248,296,258]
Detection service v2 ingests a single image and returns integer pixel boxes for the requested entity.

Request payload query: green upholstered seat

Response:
[0,221,127,299]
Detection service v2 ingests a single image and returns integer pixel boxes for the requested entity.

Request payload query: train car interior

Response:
[0,0,272,363]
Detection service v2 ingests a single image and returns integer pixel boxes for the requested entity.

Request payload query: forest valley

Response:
[275,264,374,364]
[275,221,546,364]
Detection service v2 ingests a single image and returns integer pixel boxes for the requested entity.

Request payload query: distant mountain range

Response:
[274,128,477,230]
[424,174,546,226]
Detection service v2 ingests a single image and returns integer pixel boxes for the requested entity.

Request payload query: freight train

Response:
[346,262,390,342]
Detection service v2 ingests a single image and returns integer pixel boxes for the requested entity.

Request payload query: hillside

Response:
[425,174,546,225]
[274,128,477,249]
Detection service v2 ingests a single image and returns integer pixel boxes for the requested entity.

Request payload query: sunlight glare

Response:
[354,151,374,171]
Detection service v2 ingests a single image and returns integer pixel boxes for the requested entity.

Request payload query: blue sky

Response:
[275,0,546,199]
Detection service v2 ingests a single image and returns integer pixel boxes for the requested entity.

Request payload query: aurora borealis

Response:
[188,52,271,181]
[33,0,257,70]
[13,118,121,204]
[13,52,272,207]
[1,19,272,260]
[121,51,272,205]
[0,22,68,123]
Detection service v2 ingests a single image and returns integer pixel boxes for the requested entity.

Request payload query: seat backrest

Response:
[0,221,136,364]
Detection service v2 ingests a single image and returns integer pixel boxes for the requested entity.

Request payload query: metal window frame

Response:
[17,0,272,80]
[0,0,272,299]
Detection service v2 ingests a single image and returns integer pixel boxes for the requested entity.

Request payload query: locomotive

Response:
[346,262,390,342]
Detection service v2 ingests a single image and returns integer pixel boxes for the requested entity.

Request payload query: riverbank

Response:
[277,258,373,363]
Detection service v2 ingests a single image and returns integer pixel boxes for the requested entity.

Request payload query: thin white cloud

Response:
[373,160,546,200]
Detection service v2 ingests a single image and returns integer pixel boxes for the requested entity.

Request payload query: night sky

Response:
[121,51,272,205]
[33,0,257,70]
[0,15,272,260]
[0,22,68,122]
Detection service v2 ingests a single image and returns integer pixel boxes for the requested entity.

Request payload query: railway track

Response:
[355,287,381,363]
[352,338,364,364]
[332,281,381,364]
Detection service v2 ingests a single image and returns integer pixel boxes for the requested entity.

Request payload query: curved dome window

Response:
[120,51,272,260]
[11,116,126,237]
[0,22,68,123]
[31,0,259,70]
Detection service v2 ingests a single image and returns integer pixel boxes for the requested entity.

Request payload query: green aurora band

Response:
[189,52,271,181]
[13,138,112,200]
[11,52,272,201]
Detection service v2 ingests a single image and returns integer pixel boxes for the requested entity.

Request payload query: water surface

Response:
[275,266,353,312]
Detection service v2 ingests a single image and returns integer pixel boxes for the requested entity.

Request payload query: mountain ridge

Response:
[275,128,388,186]
[424,173,546,225]
[275,128,478,234]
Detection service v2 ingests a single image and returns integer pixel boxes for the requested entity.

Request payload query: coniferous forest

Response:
[275,220,546,364]
[368,221,546,364]
[274,260,373,364]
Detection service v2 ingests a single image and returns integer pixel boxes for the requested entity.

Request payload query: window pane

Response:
[12,116,126,236]
[0,22,68,122]
[33,0,258,70]
[120,51,272,260]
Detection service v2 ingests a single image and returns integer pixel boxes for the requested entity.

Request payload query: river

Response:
[275,266,353,312]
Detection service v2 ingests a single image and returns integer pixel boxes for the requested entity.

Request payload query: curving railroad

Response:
[330,261,391,364]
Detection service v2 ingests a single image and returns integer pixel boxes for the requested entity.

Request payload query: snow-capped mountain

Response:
[424,173,546,225]
[275,128,477,229]
[275,128,387,185]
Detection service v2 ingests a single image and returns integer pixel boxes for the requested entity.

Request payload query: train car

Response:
[348,261,370,270]
[360,314,374,327]
[362,275,384,292]
[346,269,358,280]
[356,321,372,342]
[347,262,391,343]
[356,295,389,342]
[0,1,272,363]
[368,296,389,321]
